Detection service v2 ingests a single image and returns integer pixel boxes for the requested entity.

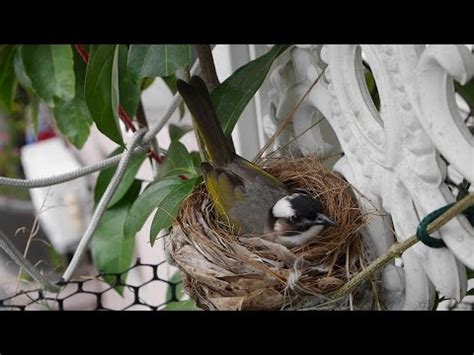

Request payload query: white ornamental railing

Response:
[262,44,474,310]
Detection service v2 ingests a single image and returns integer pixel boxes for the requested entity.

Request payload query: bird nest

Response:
[165,155,378,310]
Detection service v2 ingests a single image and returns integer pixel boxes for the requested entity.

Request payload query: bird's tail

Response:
[177,75,234,166]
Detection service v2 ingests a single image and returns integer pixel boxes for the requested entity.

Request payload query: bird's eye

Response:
[289,215,301,223]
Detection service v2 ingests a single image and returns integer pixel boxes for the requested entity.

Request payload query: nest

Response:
[166,155,377,310]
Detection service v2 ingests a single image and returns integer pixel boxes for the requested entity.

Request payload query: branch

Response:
[330,192,474,301]
[194,45,220,92]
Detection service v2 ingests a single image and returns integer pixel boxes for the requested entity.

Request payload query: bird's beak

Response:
[317,213,337,227]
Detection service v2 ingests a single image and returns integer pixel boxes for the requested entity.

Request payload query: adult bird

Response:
[176,75,336,247]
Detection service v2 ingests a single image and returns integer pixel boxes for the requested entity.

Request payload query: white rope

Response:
[61,128,147,282]
[0,59,200,190]
[0,59,201,288]
[0,228,59,292]
[0,145,149,188]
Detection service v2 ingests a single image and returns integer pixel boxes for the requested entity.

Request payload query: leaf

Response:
[127,45,191,78]
[364,69,380,111]
[124,176,201,243]
[455,79,474,115]
[149,177,201,245]
[52,49,93,148]
[20,45,75,106]
[164,299,200,311]
[466,288,474,296]
[190,151,202,171]
[13,47,34,91]
[158,141,197,179]
[94,147,146,208]
[0,45,17,114]
[91,180,141,295]
[168,123,194,141]
[165,272,199,310]
[27,94,40,137]
[85,45,123,146]
[118,45,141,117]
[141,77,155,91]
[211,45,290,136]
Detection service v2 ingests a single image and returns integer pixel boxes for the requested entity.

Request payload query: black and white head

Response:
[269,192,337,236]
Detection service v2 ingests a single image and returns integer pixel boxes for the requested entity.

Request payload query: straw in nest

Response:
[165,155,378,310]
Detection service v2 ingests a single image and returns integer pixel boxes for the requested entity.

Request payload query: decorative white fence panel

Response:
[262,44,474,309]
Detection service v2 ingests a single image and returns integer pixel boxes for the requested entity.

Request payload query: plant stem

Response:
[194,45,220,92]
[73,44,163,164]
[330,192,474,301]
[253,67,327,162]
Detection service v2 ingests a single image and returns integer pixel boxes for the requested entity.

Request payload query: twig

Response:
[194,45,220,92]
[253,67,327,162]
[330,192,474,301]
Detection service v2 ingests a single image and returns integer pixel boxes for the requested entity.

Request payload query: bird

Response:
[176,75,337,247]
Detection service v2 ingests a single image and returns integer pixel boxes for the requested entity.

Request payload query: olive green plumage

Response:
[177,76,288,235]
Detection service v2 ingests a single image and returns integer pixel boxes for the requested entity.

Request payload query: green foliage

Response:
[123,176,201,245]
[158,141,198,179]
[164,272,200,310]
[85,45,123,145]
[211,44,290,136]
[94,147,146,208]
[364,68,380,112]
[118,45,141,118]
[455,79,474,116]
[20,45,75,106]
[127,45,192,78]
[0,45,17,114]
[149,177,201,244]
[168,123,193,141]
[91,180,142,295]
[52,49,93,148]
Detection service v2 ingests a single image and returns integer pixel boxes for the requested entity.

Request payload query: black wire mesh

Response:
[0,258,189,311]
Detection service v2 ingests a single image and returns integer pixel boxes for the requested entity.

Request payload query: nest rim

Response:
[166,155,377,310]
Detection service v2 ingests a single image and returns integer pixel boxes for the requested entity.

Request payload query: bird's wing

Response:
[201,162,246,224]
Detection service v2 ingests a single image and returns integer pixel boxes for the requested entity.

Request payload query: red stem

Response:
[73,44,190,180]
[74,44,89,63]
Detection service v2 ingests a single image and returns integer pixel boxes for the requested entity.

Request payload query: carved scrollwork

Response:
[264,44,474,309]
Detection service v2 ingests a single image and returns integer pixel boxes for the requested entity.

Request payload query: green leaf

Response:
[149,177,201,245]
[85,45,123,146]
[364,69,380,111]
[168,123,193,141]
[52,49,93,148]
[141,77,155,91]
[118,45,141,117]
[162,74,185,119]
[124,176,201,243]
[127,45,191,78]
[164,299,200,310]
[166,271,185,302]
[165,272,200,310]
[20,45,75,106]
[27,94,40,137]
[0,45,17,114]
[455,79,474,115]
[211,45,290,136]
[91,180,141,295]
[13,48,34,92]
[158,141,197,179]
[94,147,146,208]
[190,151,202,170]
